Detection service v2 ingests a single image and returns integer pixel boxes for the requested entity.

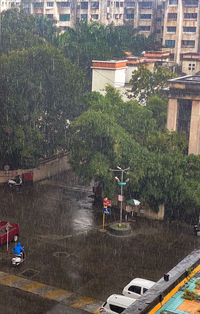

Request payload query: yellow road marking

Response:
[69,296,96,308]
[43,289,71,300]
[21,281,45,292]
[0,275,23,285]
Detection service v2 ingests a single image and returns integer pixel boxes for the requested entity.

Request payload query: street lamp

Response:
[110,166,130,226]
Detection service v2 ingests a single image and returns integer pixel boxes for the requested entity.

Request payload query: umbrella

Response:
[127,199,140,206]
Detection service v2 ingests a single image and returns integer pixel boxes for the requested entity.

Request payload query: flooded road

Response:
[0,170,199,312]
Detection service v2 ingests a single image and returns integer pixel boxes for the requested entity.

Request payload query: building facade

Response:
[1,0,200,68]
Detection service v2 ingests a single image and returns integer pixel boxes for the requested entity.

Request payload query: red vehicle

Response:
[0,221,19,246]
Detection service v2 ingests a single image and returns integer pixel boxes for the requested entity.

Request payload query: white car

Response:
[99,294,136,313]
[122,278,155,299]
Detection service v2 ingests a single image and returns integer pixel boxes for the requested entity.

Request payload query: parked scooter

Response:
[12,251,25,266]
[8,175,22,189]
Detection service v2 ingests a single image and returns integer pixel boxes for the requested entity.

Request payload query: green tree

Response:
[0,8,59,55]
[130,65,177,104]
[0,45,87,168]
[69,86,200,218]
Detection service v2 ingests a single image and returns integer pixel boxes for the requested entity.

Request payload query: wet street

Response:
[0,170,199,313]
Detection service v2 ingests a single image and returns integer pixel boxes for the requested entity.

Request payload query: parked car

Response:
[122,278,155,299]
[0,221,19,246]
[99,294,136,313]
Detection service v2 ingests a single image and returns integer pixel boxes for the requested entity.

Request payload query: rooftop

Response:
[169,75,200,85]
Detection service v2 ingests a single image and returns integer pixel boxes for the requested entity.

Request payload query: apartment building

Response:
[1,0,200,68]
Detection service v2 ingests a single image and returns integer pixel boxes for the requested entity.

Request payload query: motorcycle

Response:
[8,175,22,189]
[12,251,25,266]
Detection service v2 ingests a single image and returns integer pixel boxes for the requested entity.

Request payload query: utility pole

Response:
[110,166,130,226]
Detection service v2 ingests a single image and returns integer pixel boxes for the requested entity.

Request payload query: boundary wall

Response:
[0,153,71,184]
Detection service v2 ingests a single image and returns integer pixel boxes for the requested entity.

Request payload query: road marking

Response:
[21,281,46,292]
[43,288,72,301]
[0,275,23,286]
[0,271,101,313]
[69,296,96,308]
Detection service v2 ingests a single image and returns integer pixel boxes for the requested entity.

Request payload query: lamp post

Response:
[110,166,130,226]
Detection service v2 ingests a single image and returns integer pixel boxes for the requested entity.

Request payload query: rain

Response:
[0,3,200,314]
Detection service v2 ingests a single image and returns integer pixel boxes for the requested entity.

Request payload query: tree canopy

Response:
[0,45,87,168]
[69,86,200,218]
[0,8,59,55]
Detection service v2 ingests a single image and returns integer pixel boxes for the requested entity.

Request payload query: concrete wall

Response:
[0,153,71,185]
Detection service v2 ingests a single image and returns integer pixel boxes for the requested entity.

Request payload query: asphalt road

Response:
[0,170,199,313]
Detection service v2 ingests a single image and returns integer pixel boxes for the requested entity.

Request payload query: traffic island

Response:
[108,222,132,236]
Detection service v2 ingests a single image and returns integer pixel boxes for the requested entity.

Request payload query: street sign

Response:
[103,207,110,215]
[118,195,124,202]
[103,199,111,207]
[119,182,126,185]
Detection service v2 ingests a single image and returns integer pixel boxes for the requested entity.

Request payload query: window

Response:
[128,285,141,294]
[165,40,175,47]
[81,14,88,19]
[81,1,88,9]
[184,0,198,6]
[109,304,125,314]
[47,2,53,7]
[169,0,178,5]
[126,1,135,6]
[140,14,151,19]
[143,288,148,293]
[183,26,196,32]
[126,13,134,19]
[59,14,70,21]
[167,26,176,32]
[177,99,192,140]
[116,1,119,7]
[168,12,177,20]
[184,13,197,19]
[91,1,99,8]
[139,26,151,31]
[34,2,44,8]
[60,2,70,7]
[188,63,195,70]
[47,14,53,18]
[120,2,123,6]
[139,1,152,9]
[107,0,110,5]
[91,14,98,19]
[181,40,195,47]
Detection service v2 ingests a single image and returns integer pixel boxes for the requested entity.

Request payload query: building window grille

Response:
[139,1,152,9]
[46,14,53,18]
[139,25,151,31]
[81,2,88,9]
[116,1,119,6]
[169,0,178,5]
[183,26,196,32]
[59,14,70,21]
[47,2,54,7]
[34,2,44,8]
[81,13,88,19]
[167,13,177,20]
[91,1,99,8]
[91,14,99,19]
[165,39,175,47]
[126,1,135,6]
[181,40,195,47]
[59,2,70,7]
[184,12,197,19]
[184,0,198,6]
[126,13,134,19]
[140,14,151,19]
[167,26,176,32]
